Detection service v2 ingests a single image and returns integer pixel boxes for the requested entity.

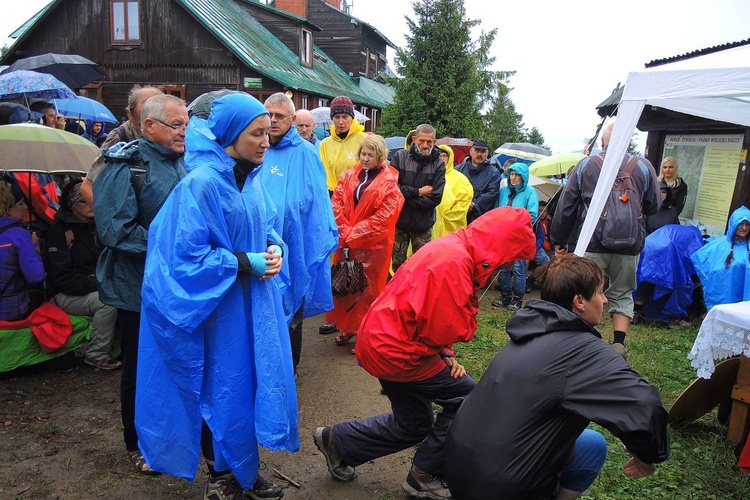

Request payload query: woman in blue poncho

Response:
[691,205,750,311]
[135,93,299,500]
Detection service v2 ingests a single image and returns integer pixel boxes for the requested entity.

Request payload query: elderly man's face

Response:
[265,102,294,143]
[414,132,436,156]
[470,147,489,165]
[144,101,188,154]
[294,111,315,140]
[129,89,162,136]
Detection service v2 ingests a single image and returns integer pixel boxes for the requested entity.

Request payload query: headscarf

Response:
[208,93,269,148]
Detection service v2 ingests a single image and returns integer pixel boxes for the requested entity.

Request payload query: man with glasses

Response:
[259,92,338,376]
[93,94,188,475]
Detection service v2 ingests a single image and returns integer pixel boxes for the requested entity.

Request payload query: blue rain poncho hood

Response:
[258,124,338,324]
[135,109,299,489]
[496,162,539,223]
[691,205,750,311]
[208,93,269,148]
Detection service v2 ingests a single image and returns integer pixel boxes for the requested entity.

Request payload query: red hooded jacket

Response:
[355,207,536,382]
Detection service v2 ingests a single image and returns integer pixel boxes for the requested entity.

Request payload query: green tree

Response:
[378,0,498,139]
[524,126,549,150]
[483,73,525,150]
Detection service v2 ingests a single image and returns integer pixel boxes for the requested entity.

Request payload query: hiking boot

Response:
[612,342,627,360]
[313,427,355,481]
[245,473,283,500]
[84,356,122,371]
[318,323,337,335]
[205,473,245,500]
[507,296,523,311]
[402,465,452,500]
[491,293,511,308]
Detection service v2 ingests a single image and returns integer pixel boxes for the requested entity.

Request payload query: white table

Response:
[689,300,750,443]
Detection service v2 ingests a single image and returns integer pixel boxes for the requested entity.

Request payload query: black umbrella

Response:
[1,53,103,90]
[187,89,245,119]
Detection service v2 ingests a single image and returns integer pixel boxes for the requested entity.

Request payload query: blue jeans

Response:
[559,429,608,492]
[500,260,527,297]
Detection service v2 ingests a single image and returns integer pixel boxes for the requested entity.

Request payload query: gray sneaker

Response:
[402,465,452,499]
[204,473,245,500]
[313,427,355,481]
[612,342,628,360]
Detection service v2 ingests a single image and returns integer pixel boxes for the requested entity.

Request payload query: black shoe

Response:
[313,427,355,481]
[507,296,523,311]
[491,293,511,308]
[402,465,451,499]
[246,474,283,500]
[318,323,337,335]
[630,310,643,325]
[204,473,245,500]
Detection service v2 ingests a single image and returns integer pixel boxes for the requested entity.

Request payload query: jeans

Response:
[559,429,608,492]
[53,291,117,361]
[500,260,527,298]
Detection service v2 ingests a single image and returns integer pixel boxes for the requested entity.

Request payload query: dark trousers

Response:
[392,228,431,272]
[118,308,141,451]
[333,366,476,475]
[290,306,303,373]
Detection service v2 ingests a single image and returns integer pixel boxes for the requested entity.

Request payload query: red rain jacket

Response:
[356,207,536,382]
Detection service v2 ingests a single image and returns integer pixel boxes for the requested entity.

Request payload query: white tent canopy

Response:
[575,44,750,255]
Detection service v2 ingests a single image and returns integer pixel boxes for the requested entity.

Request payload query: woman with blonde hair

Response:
[326,134,404,351]
[658,156,688,216]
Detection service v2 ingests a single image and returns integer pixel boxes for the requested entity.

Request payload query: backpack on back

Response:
[584,155,644,251]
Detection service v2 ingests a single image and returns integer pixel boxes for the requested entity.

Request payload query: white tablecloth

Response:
[689,300,750,379]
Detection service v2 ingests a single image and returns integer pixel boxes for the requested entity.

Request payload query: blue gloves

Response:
[246,252,268,277]
[268,244,282,256]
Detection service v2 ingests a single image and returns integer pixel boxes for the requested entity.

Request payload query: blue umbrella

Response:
[54,96,118,124]
[0,69,77,100]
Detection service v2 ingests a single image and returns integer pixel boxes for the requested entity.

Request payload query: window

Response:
[300,28,313,67]
[301,95,309,109]
[111,0,141,44]
[317,98,328,107]
[157,85,185,100]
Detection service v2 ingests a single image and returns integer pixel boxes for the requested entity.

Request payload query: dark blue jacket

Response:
[0,218,44,320]
[455,158,501,224]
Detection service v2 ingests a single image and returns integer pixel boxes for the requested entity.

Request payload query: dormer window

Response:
[110,0,141,44]
[300,28,313,68]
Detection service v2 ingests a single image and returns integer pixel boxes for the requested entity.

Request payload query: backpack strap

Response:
[127,160,149,229]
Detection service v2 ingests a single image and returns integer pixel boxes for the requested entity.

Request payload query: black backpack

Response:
[584,155,644,251]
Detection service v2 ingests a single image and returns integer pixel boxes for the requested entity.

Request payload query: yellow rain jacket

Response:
[320,119,366,191]
[432,145,474,239]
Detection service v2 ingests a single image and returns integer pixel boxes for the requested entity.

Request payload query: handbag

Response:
[331,248,368,297]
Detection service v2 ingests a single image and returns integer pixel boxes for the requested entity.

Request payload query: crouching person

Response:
[444,254,670,499]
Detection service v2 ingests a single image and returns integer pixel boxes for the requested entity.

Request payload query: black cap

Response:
[472,139,489,150]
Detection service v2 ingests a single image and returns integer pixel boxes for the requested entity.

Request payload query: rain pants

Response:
[636,224,703,321]
[691,206,750,311]
[258,125,338,323]
[135,118,299,489]
[325,163,404,335]
[432,145,473,239]
[355,207,536,383]
[319,118,366,191]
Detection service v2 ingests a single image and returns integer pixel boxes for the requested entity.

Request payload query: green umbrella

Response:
[528,152,585,177]
[0,123,99,174]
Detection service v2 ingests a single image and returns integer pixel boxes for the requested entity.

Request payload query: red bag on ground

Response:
[0,302,72,352]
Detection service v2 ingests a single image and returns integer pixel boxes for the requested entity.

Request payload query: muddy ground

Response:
[0,308,446,500]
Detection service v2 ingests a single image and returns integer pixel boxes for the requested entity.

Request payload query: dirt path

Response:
[0,312,415,499]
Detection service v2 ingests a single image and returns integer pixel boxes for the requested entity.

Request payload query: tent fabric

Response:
[636,224,704,321]
[574,46,750,256]
[135,117,299,489]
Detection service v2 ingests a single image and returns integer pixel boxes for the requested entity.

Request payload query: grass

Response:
[454,304,750,498]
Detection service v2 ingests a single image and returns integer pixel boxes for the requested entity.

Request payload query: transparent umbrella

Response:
[309,106,369,129]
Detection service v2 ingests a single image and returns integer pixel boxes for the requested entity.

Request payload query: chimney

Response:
[274,0,308,18]
[323,0,343,9]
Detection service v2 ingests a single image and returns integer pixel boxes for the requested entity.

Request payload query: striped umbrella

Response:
[0,123,99,174]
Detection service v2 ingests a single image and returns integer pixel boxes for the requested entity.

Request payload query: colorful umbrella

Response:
[0,70,77,100]
[54,96,118,124]
[309,106,369,129]
[0,123,99,174]
[494,142,551,165]
[528,152,585,177]
[1,53,102,90]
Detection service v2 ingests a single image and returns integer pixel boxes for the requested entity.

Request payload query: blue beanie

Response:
[207,93,269,148]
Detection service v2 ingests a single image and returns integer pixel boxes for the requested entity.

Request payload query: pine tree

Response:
[378,0,497,139]
[483,74,525,150]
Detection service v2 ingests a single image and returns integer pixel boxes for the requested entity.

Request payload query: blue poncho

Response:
[691,206,750,311]
[636,224,703,321]
[135,104,299,489]
[258,125,338,323]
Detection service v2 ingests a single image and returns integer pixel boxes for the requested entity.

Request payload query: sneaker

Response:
[313,427,355,481]
[491,293,511,308]
[84,356,122,371]
[630,310,643,325]
[612,342,627,360]
[402,465,452,500]
[205,473,245,500]
[245,473,283,500]
[507,297,523,311]
[318,323,337,335]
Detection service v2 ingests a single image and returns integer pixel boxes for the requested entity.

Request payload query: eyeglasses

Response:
[153,119,187,131]
[268,112,291,120]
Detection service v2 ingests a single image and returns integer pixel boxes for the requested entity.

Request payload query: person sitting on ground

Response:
[314,207,535,500]
[444,254,670,500]
[691,205,750,311]
[0,181,44,322]
[44,179,120,370]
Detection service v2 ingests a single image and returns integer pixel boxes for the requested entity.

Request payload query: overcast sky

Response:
[4,0,750,153]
